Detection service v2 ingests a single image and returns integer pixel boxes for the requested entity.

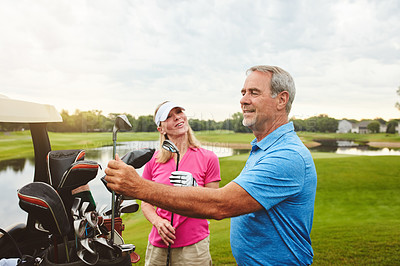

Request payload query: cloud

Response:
[0,0,399,121]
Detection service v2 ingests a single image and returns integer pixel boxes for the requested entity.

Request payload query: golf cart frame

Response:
[0,96,141,265]
[0,95,64,258]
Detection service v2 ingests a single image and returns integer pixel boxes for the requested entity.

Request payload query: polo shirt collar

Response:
[251,122,294,151]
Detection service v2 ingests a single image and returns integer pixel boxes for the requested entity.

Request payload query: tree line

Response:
[0,109,399,134]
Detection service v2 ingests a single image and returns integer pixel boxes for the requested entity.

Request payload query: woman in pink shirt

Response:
[141,101,221,265]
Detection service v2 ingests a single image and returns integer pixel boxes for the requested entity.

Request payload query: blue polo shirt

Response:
[231,122,317,265]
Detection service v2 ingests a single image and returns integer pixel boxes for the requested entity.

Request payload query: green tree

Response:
[367,121,380,133]
[136,115,157,132]
[231,112,251,133]
[189,119,203,131]
[291,118,307,131]
[302,115,338,132]
[386,120,398,134]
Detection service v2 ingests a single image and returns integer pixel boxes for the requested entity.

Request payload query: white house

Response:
[336,120,353,133]
[337,120,397,134]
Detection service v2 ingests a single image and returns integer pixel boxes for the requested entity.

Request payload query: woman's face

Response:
[158,107,189,137]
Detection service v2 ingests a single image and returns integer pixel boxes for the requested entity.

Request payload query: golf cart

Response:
[0,95,153,265]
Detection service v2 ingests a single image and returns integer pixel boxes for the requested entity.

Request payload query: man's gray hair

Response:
[246,65,296,114]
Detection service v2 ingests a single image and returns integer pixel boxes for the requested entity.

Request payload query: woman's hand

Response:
[154,216,176,246]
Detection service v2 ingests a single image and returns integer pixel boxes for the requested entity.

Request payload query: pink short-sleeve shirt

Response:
[142,147,221,248]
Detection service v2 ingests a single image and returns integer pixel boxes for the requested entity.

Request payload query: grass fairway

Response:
[312,155,400,265]
[122,154,400,265]
[1,131,399,264]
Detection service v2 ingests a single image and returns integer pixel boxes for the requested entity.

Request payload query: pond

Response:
[0,141,249,229]
[309,140,400,156]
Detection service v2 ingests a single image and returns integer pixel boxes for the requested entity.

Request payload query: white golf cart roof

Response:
[0,94,62,123]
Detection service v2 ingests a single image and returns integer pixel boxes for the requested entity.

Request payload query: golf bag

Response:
[22,150,99,238]
[1,148,154,265]
[40,240,132,266]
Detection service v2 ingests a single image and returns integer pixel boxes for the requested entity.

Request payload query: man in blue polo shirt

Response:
[106,65,317,265]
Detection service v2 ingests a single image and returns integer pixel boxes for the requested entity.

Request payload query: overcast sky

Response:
[1,0,399,122]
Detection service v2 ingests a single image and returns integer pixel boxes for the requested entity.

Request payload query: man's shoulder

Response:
[270,132,312,161]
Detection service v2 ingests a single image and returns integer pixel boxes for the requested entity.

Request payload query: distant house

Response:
[337,120,394,134]
[336,120,353,133]
[356,121,372,134]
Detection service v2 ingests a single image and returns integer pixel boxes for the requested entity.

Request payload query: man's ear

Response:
[277,91,289,111]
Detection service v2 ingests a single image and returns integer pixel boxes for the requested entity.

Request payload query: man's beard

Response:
[242,115,256,128]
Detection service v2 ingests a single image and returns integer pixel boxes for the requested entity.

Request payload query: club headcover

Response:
[47,149,85,188]
[121,148,155,168]
[101,148,155,195]
[18,182,71,237]
[57,160,99,191]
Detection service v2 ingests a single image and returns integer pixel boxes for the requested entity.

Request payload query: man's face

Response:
[240,71,277,131]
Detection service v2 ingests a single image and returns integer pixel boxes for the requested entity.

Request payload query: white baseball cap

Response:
[154,101,185,126]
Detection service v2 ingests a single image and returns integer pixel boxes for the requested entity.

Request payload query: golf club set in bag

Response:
[0,115,155,266]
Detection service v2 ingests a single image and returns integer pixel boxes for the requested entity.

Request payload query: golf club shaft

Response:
[166,156,179,266]
[111,139,117,244]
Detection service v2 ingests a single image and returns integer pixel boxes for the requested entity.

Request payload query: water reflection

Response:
[310,139,400,156]
[0,158,26,172]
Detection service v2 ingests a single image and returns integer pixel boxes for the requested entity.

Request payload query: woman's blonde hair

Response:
[154,101,201,163]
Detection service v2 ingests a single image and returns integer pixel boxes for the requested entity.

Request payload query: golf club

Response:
[85,211,98,229]
[118,200,139,216]
[77,248,99,266]
[80,238,96,255]
[161,139,180,266]
[74,219,86,239]
[71,197,81,219]
[93,236,114,250]
[80,201,89,218]
[111,115,132,245]
[98,204,108,217]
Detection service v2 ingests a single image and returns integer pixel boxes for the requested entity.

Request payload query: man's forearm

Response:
[133,178,225,220]
[105,158,261,219]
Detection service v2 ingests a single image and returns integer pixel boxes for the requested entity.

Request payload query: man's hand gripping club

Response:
[104,154,141,199]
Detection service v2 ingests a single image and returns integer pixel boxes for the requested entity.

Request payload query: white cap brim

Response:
[154,101,185,126]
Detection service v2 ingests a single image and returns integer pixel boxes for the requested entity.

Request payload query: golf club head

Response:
[93,236,114,250]
[74,219,86,239]
[80,201,90,218]
[71,197,82,219]
[162,140,179,154]
[113,115,132,139]
[81,238,96,254]
[120,200,139,214]
[162,139,180,170]
[77,248,99,266]
[117,243,135,253]
[85,211,99,228]
[98,204,108,217]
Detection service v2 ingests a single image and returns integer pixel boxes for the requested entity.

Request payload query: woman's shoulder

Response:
[190,146,218,159]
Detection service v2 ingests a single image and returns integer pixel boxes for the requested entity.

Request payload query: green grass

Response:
[0,131,159,160]
[1,131,400,264]
[1,130,399,161]
[297,131,400,144]
[195,130,254,144]
[121,154,400,265]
